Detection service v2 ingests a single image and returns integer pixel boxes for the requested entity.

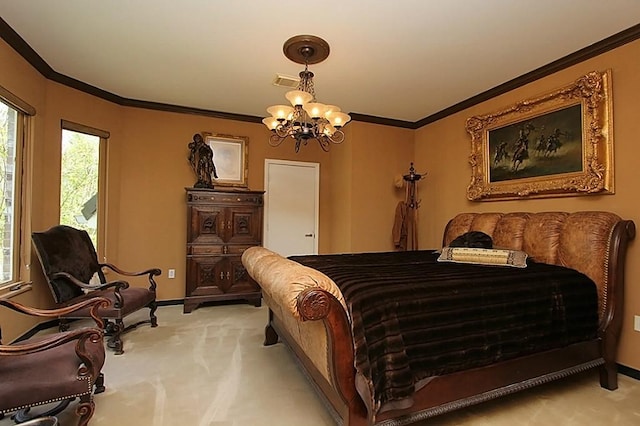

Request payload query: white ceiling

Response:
[1,1,640,123]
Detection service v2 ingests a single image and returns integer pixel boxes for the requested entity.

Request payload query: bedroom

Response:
[1,1,640,424]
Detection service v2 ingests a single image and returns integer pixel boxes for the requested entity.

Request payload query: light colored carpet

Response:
[2,304,639,425]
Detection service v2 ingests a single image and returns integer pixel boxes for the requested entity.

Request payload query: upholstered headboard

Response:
[443,211,635,324]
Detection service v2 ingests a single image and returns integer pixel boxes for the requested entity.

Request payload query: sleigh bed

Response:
[241,211,635,425]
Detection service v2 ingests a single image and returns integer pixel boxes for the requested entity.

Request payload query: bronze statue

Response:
[188,133,218,188]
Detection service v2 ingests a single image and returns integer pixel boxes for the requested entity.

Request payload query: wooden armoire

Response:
[184,188,264,313]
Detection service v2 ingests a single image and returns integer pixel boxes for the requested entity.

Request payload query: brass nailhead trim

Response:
[2,377,93,413]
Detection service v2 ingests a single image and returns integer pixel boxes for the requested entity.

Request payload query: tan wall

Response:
[415,39,640,369]
[114,107,341,300]
[327,125,354,253]
[0,38,412,340]
[326,122,414,253]
[3,32,637,370]
[348,122,415,252]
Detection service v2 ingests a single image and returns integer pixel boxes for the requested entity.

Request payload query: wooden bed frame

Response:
[242,211,635,425]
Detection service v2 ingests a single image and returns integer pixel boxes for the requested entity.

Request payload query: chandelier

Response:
[262,35,351,152]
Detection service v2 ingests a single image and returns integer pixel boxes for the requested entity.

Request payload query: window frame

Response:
[60,120,109,262]
[0,85,35,292]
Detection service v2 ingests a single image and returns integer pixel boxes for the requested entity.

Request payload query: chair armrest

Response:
[0,327,105,381]
[0,297,111,329]
[0,327,103,355]
[100,263,162,291]
[51,271,131,309]
[51,271,129,291]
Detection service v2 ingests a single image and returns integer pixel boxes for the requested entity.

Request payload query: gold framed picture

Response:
[203,133,249,188]
[465,70,614,201]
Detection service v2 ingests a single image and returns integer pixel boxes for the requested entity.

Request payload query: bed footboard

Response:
[242,247,368,425]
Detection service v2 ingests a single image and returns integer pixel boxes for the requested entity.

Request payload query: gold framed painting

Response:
[203,133,249,188]
[465,70,614,201]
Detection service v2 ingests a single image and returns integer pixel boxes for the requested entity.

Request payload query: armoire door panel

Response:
[227,208,262,245]
[187,205,226,245]
[185,256,226,296]
[229,256,260,293]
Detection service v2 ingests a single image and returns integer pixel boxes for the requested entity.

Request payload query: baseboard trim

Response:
[618,364,640,380]
[8,300,183,342]
[156,299,184,307]
[12,319,60,343]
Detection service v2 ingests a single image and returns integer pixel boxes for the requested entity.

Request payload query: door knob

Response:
[304,233,314,237]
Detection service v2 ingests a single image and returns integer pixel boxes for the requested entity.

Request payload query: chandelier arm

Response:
[317,137,331,152]
[328,130,345,144]
[274,124,290,138]
[309,119,321,138]
[293,106,305,124]
[269,133,287,147]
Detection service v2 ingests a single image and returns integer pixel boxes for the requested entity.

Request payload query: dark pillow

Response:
[449,231,493,249]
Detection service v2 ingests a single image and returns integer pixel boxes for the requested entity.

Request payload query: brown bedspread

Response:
[290,251,599,414]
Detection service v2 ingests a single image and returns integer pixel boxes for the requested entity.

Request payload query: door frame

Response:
[264,159,320,255]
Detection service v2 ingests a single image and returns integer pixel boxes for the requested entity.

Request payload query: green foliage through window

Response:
[60,130,99,246]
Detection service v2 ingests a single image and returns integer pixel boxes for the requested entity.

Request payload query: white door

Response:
[264,159,319,257]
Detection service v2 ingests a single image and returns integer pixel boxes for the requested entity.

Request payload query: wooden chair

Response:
[0,297,109,426]
[32,225,162,355]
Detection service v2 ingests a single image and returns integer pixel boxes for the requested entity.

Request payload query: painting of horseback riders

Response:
[466,70,613,201]
[488,104,583,182]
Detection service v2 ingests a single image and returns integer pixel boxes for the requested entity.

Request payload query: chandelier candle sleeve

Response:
[262,117,279,130]
[304,103,329,119]
[285,90,313,107]
[266,105,294,121]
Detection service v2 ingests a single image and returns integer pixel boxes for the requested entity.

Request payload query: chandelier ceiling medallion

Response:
[263,35,351,152]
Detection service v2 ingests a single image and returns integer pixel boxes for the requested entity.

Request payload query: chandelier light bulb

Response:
[266,105,294,121]
[285,90,313,107]
[303,102,329,119]
[262,117,279,130]
[327,111,351,128]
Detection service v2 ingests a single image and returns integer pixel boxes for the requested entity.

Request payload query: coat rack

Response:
[393,163,425,251]
[403,162,423,209]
